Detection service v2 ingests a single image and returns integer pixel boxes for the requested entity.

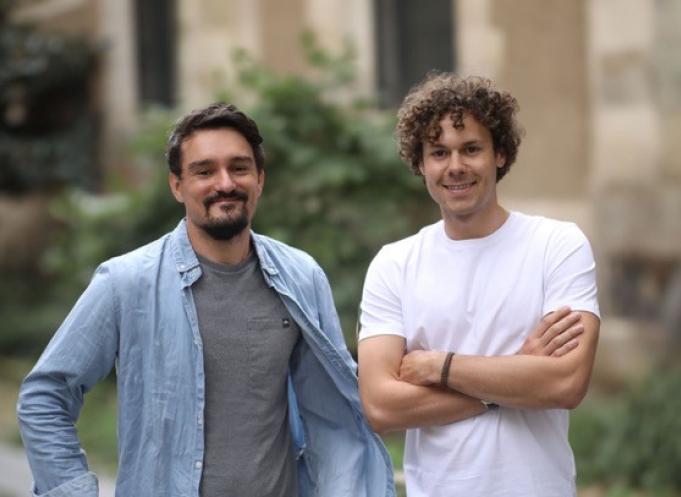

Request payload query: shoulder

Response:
[372,221,441,266]
[510,212,596,280]
[510,211,589,246]
[252,233,326,291]
[99,232,173,282]
[252,233,319,270]
[363,222,441,291]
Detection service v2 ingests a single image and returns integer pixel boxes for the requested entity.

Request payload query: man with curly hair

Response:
[358,73,600,497]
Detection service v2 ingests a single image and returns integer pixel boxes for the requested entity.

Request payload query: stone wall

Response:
[6,0,679,337]
[589,0,681,325]
[177,0,376,107]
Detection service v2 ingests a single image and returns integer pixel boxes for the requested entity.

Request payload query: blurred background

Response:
[1,0,680,495]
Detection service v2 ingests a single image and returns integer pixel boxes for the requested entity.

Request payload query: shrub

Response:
[572,369,681,494]
[18,40,434,354]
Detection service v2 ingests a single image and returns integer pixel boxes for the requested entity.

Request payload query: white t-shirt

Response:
[359,212,600,497]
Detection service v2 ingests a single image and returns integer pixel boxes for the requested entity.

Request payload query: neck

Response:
[443,205,509,240]
[186,222,252,265]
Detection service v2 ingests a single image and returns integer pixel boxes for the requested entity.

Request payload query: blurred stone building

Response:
[5,0,681,357]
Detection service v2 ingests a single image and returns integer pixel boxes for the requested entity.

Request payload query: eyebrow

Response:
[186,155,254,171]
[425,139,483,148]
[229,155,255,164]
[187,159,213,171]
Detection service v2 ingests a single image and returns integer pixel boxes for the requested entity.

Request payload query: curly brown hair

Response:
[396,73,523,181]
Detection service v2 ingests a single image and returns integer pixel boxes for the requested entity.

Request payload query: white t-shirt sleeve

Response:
[359,247,406,340]
[543,223,600,318]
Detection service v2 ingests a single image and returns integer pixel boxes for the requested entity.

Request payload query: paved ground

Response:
[0,443,114,497]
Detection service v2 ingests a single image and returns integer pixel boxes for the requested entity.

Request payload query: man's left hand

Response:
[399,350,446,386]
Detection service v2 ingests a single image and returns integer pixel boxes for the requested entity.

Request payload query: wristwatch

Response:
[481,400,499,410]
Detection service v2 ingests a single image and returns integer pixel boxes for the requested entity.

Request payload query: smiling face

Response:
[169,127,264,242]
[420,113,507,239]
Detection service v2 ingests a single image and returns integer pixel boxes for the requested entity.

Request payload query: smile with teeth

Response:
[444,181,476,191]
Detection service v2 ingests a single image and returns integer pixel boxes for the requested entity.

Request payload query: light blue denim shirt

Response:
[17,219,395,497]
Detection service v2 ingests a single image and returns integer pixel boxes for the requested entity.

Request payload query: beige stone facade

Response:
[7,0,681,337]
[177,0,376,107]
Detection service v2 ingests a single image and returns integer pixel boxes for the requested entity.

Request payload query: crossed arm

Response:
[358,307,599,434]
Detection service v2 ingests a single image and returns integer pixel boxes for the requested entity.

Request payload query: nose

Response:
[446,151,466,176]
[214,168,236,191]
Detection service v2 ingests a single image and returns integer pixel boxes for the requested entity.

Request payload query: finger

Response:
[541,311,581,346]
[551,337,580,357]
[553,323,584,347]
[544,323,584,355]
[535,306,572,339]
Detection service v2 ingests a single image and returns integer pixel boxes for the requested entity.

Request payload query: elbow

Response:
[361,400,398,435]
[555,376,589,410]
[16,374,58,429]
[557,393,583,410]
[16,381,34,434]
[363,405,390,435]
[16,378,38,425]
[16,379,29,415]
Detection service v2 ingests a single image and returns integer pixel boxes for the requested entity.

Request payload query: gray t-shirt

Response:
[194,251,300,497]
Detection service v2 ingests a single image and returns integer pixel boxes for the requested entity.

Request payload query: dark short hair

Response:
[166,102,265,176]
[396,73,523,182]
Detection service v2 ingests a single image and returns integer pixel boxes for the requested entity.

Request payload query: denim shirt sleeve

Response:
[17,263,120,496]
[30,472,99,497]
[311,265,357,375]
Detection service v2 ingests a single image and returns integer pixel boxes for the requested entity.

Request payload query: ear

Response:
[168,172,184,203]
[418,161,425,176]
[256,169,265,198]
[495,153,506,169]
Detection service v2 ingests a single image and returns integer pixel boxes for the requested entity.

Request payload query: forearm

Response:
[359,374,487,433]
[17,373,93,494]
[358,334,488,433]
[400,312,600,409]
[447,354,581,408]
[448,313,600,408]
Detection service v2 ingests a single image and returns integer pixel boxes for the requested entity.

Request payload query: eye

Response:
[464,145,481,155]
[430,149,448,159]
[231,164,250,174]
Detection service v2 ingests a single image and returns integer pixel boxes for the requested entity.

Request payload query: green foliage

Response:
[0,271,79,355]
[381,432,404,471]
[231,48,435,340]
[35,41,434,352]
[0,0,16,23]
[76,375,118,472]
[571,370,681,494]
[0,116,98,192]
[0,8,97,192]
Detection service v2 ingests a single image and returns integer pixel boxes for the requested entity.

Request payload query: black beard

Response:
[201,212,250,241]
[200,189,251,241]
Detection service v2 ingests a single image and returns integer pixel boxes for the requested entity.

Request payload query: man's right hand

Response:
[518,306,584,357]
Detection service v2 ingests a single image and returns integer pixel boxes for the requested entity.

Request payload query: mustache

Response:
[203,190,248,208]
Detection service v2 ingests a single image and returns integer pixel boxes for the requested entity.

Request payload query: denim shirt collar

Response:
[169,219,201,288]
[252,233,280,279]
[169,219,279,286]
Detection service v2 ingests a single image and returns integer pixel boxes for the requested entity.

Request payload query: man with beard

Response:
[17,103,395,497]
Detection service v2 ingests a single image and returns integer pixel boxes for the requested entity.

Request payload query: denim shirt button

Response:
[195,461,202,469]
